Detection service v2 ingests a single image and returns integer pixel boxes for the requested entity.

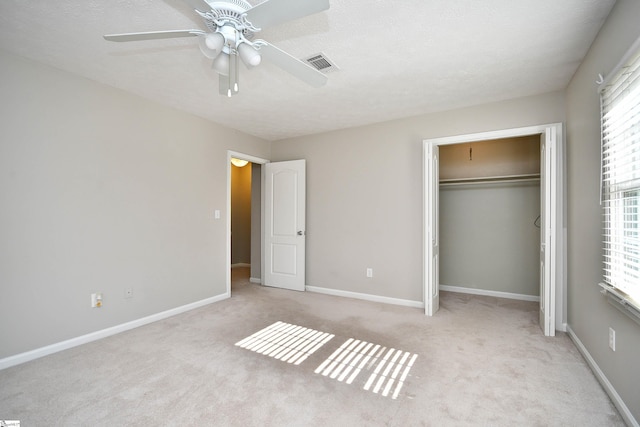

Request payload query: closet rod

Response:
[439,173,540,187]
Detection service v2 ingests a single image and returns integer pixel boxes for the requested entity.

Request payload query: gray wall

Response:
[0,51,269,359]
[231,163,252,265]
[250,163,262,280]
[440,182,541,296]
[271,91,565,302]
[565,0,640,421]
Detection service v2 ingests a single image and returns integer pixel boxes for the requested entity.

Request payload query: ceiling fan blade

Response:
[182,0,212,12]
[258,41,327,88]
[104,30,205,42]
[245,0,329,30]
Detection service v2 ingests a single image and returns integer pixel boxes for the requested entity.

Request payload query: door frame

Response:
[422,123,566,333]
[226,150,269,297]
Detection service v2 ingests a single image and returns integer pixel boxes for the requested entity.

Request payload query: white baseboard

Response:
[566,325,638,427]
[440,285,540,302]
[231,263,250,269]
[0,293,230,371]
[306,286,424,309]
[249,277,262,284]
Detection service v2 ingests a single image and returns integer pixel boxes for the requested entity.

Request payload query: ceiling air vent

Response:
[303,53,338,73]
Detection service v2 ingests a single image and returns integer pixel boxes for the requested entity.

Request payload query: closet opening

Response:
[438,135,542,301]
[423,123,565,336]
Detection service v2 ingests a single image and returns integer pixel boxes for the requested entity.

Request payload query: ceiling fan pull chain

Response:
[234,53,240,93]
[234,31,240,94]
[227,49,234,97]
[227,32,240,96]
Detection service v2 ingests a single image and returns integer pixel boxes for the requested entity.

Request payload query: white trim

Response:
[599,283,640,326]
[440,285,540,302]
[249,277,262,284]
[306,286,424,309]
[0,294,229,371]
[567,325,639,427]
[227,151,270,166]
[426,124,561,146]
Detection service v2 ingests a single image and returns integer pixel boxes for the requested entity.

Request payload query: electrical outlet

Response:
[366,268,373,278]
[609,327,616,351]
[124,288,133,299]
[91,293,103,308]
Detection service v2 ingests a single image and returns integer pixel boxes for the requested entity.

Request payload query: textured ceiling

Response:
[0,0,616,141]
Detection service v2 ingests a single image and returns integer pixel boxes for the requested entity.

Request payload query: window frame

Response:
[599,36,640,318]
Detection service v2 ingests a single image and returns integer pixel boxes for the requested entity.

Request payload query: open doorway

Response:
[226,151,269,296]
[230,159,260,290]
[423,124,565,336]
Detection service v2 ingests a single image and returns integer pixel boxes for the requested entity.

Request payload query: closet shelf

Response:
[439,173,541,187]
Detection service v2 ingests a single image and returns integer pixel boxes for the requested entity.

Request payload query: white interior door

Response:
[540,131,556,336]
[425,143,440,316]
[264,160,306,291]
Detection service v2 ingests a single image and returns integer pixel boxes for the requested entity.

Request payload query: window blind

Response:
[601,44,640,303]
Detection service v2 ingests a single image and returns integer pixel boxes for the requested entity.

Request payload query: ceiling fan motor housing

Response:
[203,0,257,41]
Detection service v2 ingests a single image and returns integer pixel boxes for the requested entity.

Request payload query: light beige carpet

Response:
[0,268,624,426]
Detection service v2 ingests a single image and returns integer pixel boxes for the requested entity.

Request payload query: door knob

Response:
[297,230,305,236]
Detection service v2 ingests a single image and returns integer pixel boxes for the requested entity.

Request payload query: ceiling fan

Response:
[104,0,330,97]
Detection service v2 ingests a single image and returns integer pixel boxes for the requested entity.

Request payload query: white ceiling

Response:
[0,0,616,141]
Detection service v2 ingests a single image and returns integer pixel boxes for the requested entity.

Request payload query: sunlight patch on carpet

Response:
[314,338,417,399]
[235,321,334,365]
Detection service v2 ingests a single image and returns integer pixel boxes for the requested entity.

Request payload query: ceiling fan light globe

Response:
[249,54,262,67]
[199,45,219,60]
[205,32,225,51]
[238,43,262,67]
[198,33,224,59]
[212,52,230,76]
